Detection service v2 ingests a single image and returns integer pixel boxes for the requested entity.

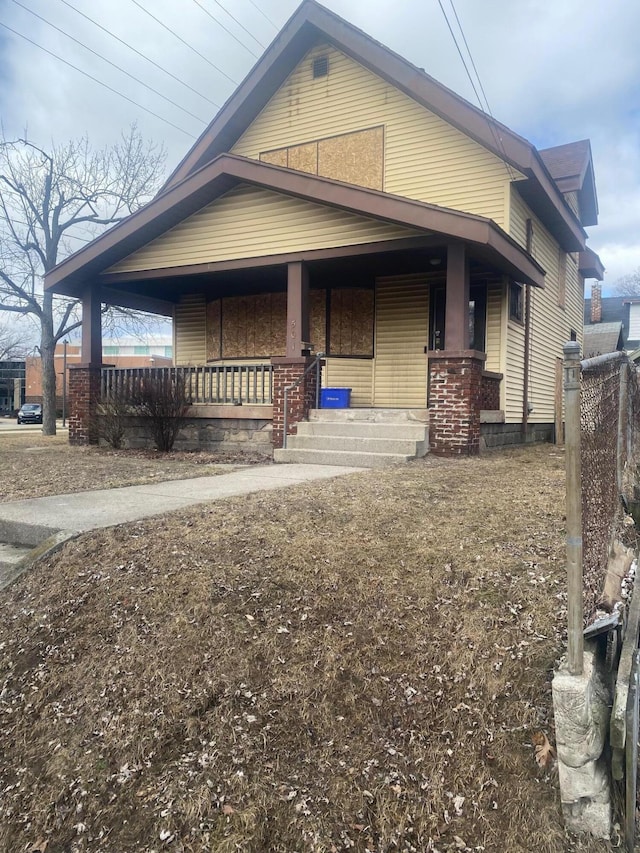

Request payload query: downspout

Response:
[522,218,534,442]
[522,283,531,441]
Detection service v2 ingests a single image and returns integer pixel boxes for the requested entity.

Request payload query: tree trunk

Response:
[40,308,57,436]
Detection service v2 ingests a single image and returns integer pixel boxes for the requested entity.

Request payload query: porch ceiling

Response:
[45,153,545,307]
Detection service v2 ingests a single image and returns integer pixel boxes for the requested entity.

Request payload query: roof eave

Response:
[45,154,544,297]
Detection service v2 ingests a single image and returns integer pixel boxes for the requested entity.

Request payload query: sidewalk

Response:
[0,463,363,537]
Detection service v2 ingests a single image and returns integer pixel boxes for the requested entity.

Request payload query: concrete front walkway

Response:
[0,463,363,537]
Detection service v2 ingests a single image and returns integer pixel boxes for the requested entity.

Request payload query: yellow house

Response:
[45,0,603,460]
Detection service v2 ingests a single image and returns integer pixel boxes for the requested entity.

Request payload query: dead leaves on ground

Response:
[533,731,556,769]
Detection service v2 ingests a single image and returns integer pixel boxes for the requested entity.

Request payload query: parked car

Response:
[17,403,43,425]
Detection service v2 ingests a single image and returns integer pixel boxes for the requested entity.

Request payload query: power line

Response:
[10,0,208,126]
[209,0,266,49]
[130,0,239,86]
[191,0,260,59]
[436,0,517,181]
[245,0,279,32]
[0,21,197,138]
[56,0,221,110]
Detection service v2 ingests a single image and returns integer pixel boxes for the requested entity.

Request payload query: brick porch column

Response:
[271,356,321,449]
[68,364,102,446]
[68,285,103,446]
[427,350,485,455]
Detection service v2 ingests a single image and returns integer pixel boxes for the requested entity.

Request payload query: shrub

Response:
[131,370,192,452]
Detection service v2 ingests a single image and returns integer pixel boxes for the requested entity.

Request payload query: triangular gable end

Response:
[229,43,514,228]
[105,183,424,275]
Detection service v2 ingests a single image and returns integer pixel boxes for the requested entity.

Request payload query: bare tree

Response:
[0,125,166,434]
[0,317,29,360]
[613,268,640,297]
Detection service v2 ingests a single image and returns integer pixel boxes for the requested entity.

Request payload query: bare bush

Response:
[131,371,192,452]
[95,385,132,450]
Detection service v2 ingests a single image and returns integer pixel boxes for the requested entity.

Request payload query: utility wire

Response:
[56,0,221,109]
[245,0,279,32]
[0,21,197,138]
[10,0,208,125]
[191,0,260,58]
[209,0,266,49]
[436,0,517,181]
[130,0,239,86]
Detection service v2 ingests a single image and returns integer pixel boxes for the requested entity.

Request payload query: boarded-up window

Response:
[206,299,222,361]
[310,289,327,352]
[260,126,384,190]
[329,288,374,356]
[209,293,287,359]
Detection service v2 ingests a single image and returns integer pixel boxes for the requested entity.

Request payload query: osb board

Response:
[206,299,222,361]
[221,293,287,358]
[329,288,374,356]
[260,149,287,167]
[318,127,383,191]
[310,289,327,352]
[288,142,318,175]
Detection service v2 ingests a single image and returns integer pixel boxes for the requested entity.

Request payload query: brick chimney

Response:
[591,281,602,323]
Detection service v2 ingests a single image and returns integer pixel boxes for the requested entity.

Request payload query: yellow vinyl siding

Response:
[108,185,422,274]
[232,44,514,225]
[505,318,525,422]
[175,294,206,365]
[485,283,503,375]
[323,358,373,407]
[507,187,584,424]
[374,274,429,407]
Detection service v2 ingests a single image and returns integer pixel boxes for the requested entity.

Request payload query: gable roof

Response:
[160,0,586,251]
[539,140,598,227]
[583,322,624,358]
[44,153,545,298]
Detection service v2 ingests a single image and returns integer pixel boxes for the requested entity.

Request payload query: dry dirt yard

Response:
[0,432,269,502]
[0,445,619,853]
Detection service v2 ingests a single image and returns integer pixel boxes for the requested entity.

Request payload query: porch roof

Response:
[45,153,545,305]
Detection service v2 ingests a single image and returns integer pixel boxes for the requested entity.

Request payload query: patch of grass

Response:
[0,446,612,852]
[0,432,268,502]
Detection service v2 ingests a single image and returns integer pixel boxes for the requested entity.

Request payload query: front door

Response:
[373,274,429,407]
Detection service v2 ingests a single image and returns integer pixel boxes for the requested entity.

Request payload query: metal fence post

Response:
[564,341,584,675]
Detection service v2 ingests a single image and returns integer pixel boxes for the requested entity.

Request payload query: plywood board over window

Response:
[318,127,384,190]
[330,288,374,356]
[206,299,222,361]
[260,126,384,191]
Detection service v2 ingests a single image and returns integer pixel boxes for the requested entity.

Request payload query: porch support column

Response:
[444,243,470,351]
[427,350,485,455]
[286,261,310,358]
[69,286,102,446]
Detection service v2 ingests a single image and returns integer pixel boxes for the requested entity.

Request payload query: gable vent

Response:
[312,56,329,78]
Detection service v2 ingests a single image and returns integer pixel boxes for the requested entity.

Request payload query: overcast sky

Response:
[1,0,639,299]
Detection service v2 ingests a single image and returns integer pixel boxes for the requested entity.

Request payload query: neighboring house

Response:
[44,0,603,457]
[584,284,639,356]
[25,339,172,408]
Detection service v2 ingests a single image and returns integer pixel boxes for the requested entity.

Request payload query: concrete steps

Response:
[275,408,429,468]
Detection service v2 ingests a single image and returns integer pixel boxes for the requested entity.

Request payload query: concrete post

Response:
[617,361,628,494]
[564,341,583,676]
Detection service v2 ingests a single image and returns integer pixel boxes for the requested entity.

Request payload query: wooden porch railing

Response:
[100,364,274,406]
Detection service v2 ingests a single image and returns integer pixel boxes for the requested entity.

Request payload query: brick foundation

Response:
[428,351,485,455]
[68,365,102,446]
[271,357,321,449]
[480,370,502,411]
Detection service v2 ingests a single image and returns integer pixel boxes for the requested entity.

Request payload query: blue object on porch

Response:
[321,388,351,408]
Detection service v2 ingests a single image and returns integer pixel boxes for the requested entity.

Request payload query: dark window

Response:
[312,56,329,78]
[469,286,487,351]
[510,281,524,324]
[570,329,577,342]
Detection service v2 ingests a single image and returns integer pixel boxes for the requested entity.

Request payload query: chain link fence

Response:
[580,352,640,624]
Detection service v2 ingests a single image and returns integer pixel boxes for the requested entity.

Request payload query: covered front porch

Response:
[44,154,544,456]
